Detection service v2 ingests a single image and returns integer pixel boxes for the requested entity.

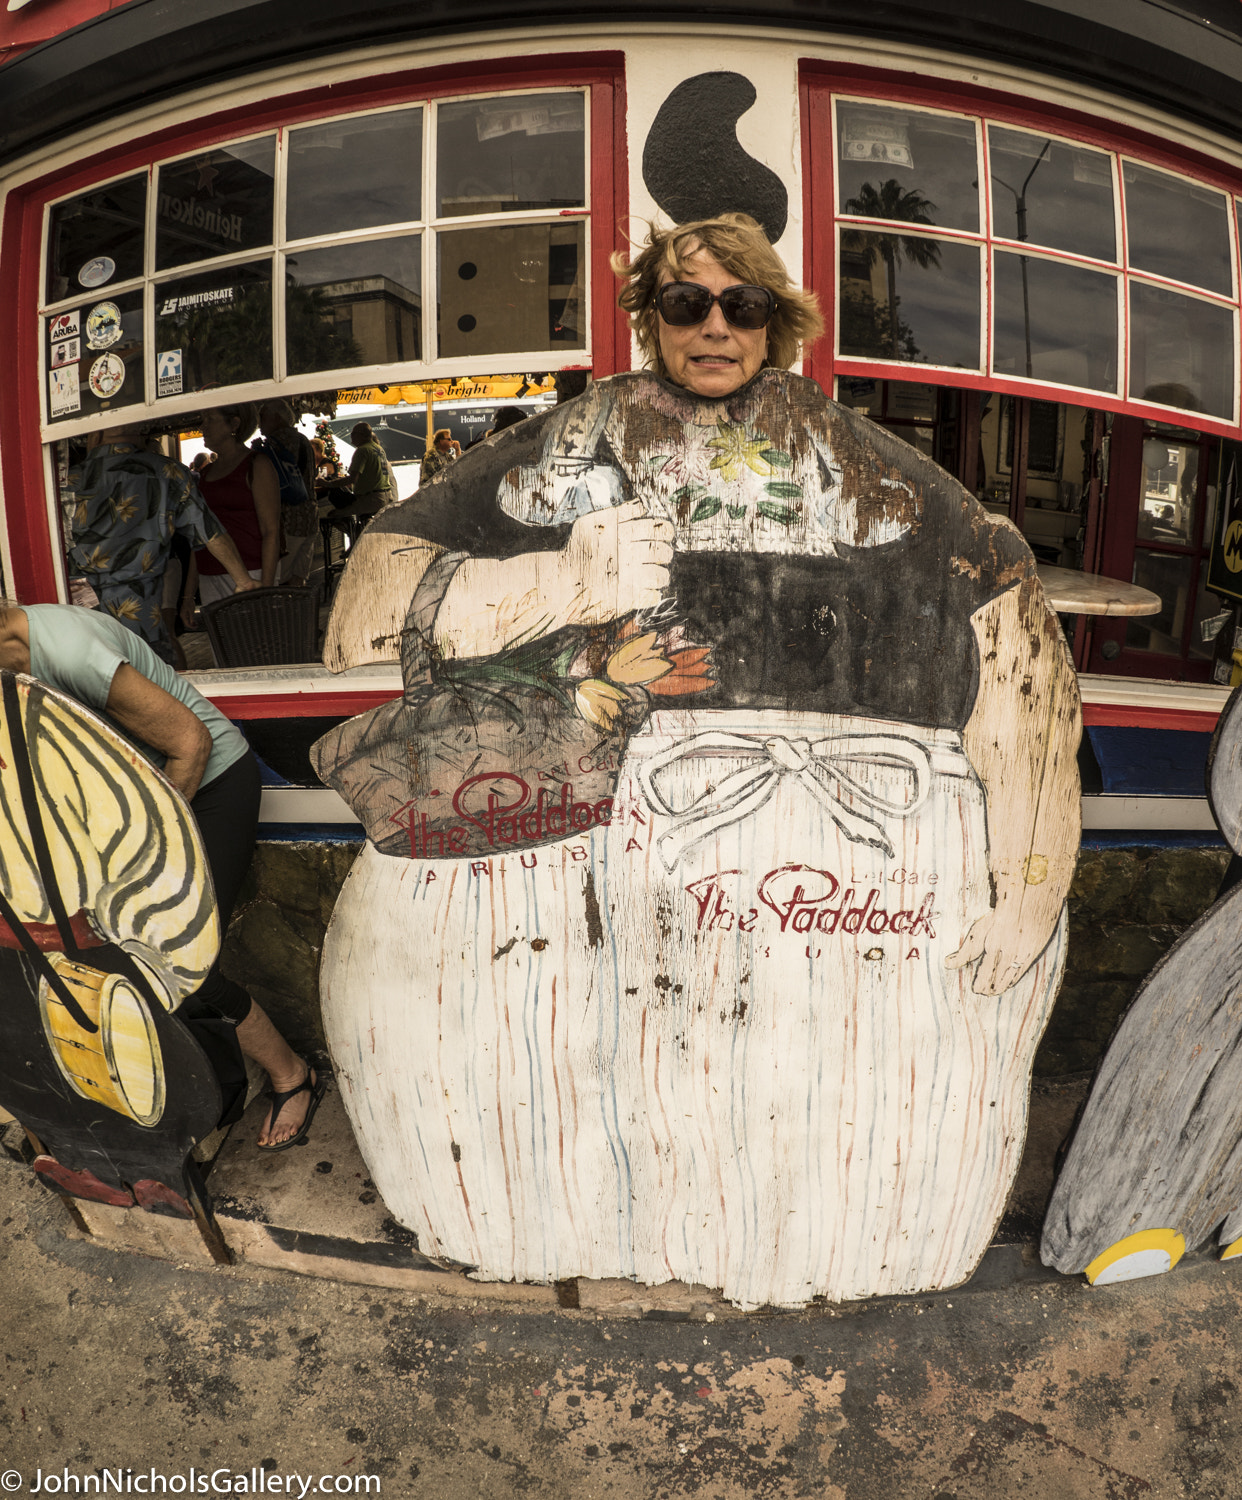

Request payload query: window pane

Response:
[835,376,882,415]
[992,252,1117,391]
[46,175,146,304]
[987,127,1115,261]
[1124,162,1231,295]
[1137,437,1199,545]
[155,138,276,271]
[1124,551,1194,655]
[154,262,272,396]
[286,237,421,374]
[437,93,585,217]
[837,104,979,232]
[46,289,144,422]
[837,231,980,369]
[437,223,585,358]
[286,109,423,240]
[1130,282,1234,420]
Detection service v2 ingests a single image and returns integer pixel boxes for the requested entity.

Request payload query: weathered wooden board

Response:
[1042,683,1242,1284]
[0,671,222,1210]
[315,369,1081,1306]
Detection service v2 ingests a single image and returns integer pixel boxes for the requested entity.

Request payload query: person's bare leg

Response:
[235,1000,317,1147]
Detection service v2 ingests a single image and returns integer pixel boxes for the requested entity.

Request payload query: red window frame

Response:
[0,52,629,611]
[799,61,1242,441]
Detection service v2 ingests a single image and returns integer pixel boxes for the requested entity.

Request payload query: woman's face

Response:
[655,248,770,398]
[199,410,234,449]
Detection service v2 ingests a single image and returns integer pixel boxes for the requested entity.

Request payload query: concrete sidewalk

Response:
[3,1079,1242,1495]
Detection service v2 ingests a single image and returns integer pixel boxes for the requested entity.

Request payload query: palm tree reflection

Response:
[841,180,941,360]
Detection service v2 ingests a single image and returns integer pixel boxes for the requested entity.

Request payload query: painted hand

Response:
[561,500,674,627]
[946,865,1064,996]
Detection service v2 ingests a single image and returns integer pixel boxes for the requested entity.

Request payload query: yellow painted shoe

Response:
[1085,1229,1185,1285]
[1219,1235,1242,1262]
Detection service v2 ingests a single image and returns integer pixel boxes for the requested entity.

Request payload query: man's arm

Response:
[104,663,212,799]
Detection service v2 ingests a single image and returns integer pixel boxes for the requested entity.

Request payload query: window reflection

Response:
[436,93,585,217]
[1124,162,1232,295]
[837,230,980,369]
[46,176,146,304]
[837,105,979,232]
[988,127,1115,262]
[286,110,423,240]
[46,288,144,422]
[437,223,584,358]
[1124,551,1195,655]
[155,138,276,271]
[154,262,272,395]
[1130,282,1234,420]
[286,237,421,373]
[1137,436,1198,545]
[992,251,1117,390]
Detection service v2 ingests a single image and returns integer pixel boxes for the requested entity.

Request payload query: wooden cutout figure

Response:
[0,672,223,1216]
[314,370,1081,1306]
[1043,682,1242,1285]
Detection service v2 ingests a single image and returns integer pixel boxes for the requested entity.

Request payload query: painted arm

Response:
[105,663,212,800]
[947,577,1082,996]
[251,454,281,587]
[431,501,674,660]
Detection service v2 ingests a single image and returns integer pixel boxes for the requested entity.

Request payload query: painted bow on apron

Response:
[636,730,935,869]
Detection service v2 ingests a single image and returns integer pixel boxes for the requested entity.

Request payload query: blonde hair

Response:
[612,214,823,378]
[426,427,452,453]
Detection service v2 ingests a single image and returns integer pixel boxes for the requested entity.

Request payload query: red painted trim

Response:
[0,180,59,601]
[199,690,398,719]
[801,76,834,391]
[1082,703,1221,731]
[587,64,630,376]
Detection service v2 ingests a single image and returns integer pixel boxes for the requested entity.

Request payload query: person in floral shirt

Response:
[66,425,257,662]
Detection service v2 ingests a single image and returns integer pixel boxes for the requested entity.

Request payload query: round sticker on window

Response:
[88,352,126,400]
[85,302,123,350]
[78,256,116,289]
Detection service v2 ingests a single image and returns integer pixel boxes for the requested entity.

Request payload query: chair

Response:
[320,514,365,601]
[200,585,319,668]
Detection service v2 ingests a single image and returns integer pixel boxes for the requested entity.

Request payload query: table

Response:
[1036,565,1161,617]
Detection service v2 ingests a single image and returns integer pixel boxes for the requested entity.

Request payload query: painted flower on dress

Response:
[647,417,805,529]
[707,421,774,482]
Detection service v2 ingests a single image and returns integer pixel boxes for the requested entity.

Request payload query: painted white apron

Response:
[321,706,1066,1306]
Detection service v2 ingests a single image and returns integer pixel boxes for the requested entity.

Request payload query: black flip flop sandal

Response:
[257,1069,326,1152]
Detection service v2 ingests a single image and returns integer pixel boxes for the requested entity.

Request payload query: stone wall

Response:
[220,841,361,1058]
[220,839,1232,1079]
[1035,845,1231,1076]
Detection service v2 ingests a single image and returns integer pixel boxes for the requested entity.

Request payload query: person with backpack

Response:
[258,399,317,588]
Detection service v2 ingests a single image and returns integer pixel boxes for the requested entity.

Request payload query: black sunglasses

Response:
[655,281,776,331]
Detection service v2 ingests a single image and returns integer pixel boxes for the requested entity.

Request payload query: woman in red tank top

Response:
[195,405,280,603]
